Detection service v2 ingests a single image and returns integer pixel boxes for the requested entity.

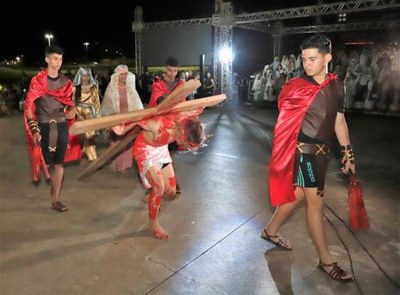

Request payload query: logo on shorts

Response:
[306,162,316,183]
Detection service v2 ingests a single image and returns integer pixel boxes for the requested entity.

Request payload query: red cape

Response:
[269,73,338,206]
[148,78,184,107]
[24,69,81,167]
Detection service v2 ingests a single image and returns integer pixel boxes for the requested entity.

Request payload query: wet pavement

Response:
[0,104,399,295]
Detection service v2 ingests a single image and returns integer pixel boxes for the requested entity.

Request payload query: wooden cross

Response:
[74,80,226,179]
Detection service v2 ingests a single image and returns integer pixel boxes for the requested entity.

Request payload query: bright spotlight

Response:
[219,47,233,63]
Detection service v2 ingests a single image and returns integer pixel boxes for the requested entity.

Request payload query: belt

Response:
[49,119,58,152]
[296,142,330,155]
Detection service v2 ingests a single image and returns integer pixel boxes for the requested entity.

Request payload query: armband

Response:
[27,118,40,134]
[341,144,354,165]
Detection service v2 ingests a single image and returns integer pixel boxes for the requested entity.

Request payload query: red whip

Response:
[32,145,50,182]
[348,173,370,230]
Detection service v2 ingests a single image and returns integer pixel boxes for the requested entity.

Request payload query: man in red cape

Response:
[148,57,184,107]
[148,57,185,193]
[261,35,355,282]
[24,45,81,212]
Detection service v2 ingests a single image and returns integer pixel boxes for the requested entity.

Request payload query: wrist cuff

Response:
[28,118,40,134]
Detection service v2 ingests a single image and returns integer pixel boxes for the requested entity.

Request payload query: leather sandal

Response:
[260,229,292,250]
[318,260,353,282]
[51,201,68,212]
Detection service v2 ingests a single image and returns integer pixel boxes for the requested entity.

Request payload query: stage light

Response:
[219,47,233,63]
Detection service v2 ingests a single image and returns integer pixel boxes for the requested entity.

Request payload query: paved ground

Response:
[0,104,399,295]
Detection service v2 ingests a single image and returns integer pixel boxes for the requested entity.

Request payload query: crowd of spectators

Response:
[2,40,399,117]
[248,40,400,114]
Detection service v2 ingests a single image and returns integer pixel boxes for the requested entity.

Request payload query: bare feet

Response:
[149,220,169,239]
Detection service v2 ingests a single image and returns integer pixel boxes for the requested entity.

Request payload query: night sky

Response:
[2,0,397,75]
[2,1,310,60]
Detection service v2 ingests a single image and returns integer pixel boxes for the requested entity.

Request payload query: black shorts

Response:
[39,122,68,165]
[293,147,329,196]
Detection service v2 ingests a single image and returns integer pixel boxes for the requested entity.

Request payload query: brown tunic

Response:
[35,75,70,162]
[294,75,345,194]
[299,76,345,144]
[35,75,70,123]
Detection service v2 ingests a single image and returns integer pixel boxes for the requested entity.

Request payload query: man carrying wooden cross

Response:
[71,80,226,239]
[113,107,205,239]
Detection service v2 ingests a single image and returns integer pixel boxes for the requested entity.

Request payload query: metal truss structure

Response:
[235,0,399,24]
[133,0,400,97]
[212,1,234,97]
[140,0,399,29]
[235,20,400,35]
[144,17,212,29]
[132,6,144,74]
[279,20,400,34]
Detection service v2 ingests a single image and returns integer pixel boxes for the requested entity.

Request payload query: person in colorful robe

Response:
[100,65,144,173]
[24,45,81,212]
[261,35,355,282]
[72,67,101,162]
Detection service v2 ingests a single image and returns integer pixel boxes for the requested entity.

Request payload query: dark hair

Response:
[300,34,332,55]
[166,56,179,67]
[182,118,204,147]
[45,45,64,56]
